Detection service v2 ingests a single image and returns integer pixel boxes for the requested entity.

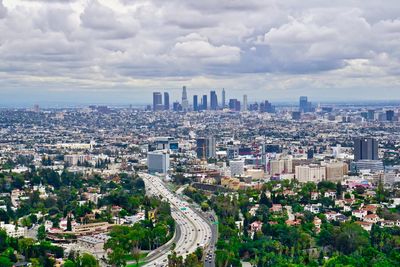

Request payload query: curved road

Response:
[139,173,214,267]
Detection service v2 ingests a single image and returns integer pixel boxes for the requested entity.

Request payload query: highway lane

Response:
[139,173,213,267]
[182,199,218,267]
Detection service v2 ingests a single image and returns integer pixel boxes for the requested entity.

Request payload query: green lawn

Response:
[125,252,148,267]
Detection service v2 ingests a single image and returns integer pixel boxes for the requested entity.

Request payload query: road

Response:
[179,194,218,267]
[139,173,214,267]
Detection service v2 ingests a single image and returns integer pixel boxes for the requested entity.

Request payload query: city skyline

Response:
[0,0,400,105]
[1,1,400,266]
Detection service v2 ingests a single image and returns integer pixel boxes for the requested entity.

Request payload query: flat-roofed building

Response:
[295,164,326,183]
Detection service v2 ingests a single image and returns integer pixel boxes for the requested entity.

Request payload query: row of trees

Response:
[167,248,204,267]
[105,196,175,266]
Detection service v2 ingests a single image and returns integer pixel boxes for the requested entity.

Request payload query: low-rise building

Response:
[352,209,368,220]
[0,222,27,238]
[77,233,110,254]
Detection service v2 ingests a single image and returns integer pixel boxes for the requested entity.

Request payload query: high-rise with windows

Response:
[147,151,170,174]
[242,95,248,112]
[193,95,198,111]
[229,99,241,111]
[386,110,394,121]
[353,137,379,161]
[202,95,208,110]
[182,86,189,111]
[299,96,312,112]
[153,92,162,111]
[210,90,218,110]
[164,92,169,110]
[367,110,375,121]
[196,137,216,159]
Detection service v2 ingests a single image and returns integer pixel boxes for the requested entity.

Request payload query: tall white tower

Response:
[242,94,248,111]
[182,86,189,111]
[222,88,226,108]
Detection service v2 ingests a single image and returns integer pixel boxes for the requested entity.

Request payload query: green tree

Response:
[30,258,41,267]
[18,238,35,258]
[184,253,202,267]
[0,230,9,252]
[107,247,126,267]
[335,223,369,254]
[167,250,184,267]
[318,224,335,247]
[201,202,210,211]
[336,181,343,199]
[37,225,46,241]
[195,247,203,261]
[215,250,229,267]
[78,253,99,267]
[66,216,72,231]
[0,256,13,267]
[63,260,76,267]
[376,178,386,202]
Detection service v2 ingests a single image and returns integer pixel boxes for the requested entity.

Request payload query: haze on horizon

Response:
[0,0,399,106]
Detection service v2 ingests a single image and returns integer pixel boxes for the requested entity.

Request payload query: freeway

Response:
[139,173,214,267]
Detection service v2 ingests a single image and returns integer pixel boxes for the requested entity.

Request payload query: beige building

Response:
[270,157,293,175]
[72,222,112,236]
[221,177,241,190]
[270,160,284,175]
[295,164,326,183]
[325,162,348,182]
[245,169,264,180]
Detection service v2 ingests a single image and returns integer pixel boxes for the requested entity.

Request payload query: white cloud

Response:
[172,34,240,64]
[0,0,7,18]
[0,0,399,104]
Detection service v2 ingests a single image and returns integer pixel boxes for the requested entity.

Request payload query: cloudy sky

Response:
[0,0,399,106]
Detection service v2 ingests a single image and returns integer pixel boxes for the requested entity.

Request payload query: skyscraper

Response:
[229,99,236,110]
[207,136,216,158]
[153,92,162,111]
[182,86,189,111]
[222,88,226,108]
[229,99,241,111]
[299,96,309,112]
[193,95,198,111]
[182,85,187,100]
[386,110,394,121]
[353,137,379,161]
[367,109,375,121]
[202,95,208,110]
[242,95,248,112]
[196,137,216,159]
[164,92,169,110]
[210,90,218,110]
[262,100,275,113]
[173,101,182,112]
[196,138,206,159]
[235,101,241,111]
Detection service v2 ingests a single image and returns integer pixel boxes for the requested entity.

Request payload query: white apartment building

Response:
[0,222,27,238]
[147,151,170,174]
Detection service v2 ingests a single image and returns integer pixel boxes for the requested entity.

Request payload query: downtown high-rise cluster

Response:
[152,86,276,113]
